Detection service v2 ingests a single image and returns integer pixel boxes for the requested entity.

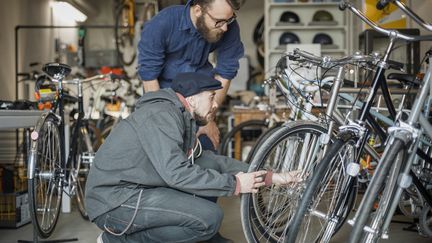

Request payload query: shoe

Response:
[206,232,234,243]
[97,232,104,243]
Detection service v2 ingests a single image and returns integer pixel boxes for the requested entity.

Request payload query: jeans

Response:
[94,187,223,243]
[93,135,226,243]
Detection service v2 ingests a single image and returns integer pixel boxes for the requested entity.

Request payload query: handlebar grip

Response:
[376,0,391,10]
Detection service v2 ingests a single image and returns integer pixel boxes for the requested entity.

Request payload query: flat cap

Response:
[172,72,223,97]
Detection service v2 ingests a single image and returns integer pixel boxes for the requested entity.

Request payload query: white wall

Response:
[236,0,264,69]
[0,0,36,101]
[0,0,83,101]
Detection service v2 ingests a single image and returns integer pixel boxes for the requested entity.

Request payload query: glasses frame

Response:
[204,11,237,28]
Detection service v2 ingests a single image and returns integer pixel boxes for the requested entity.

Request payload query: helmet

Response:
[312,10,334,22]
[279,11,300,24]
[279,32,300,45]
[312,33,333,45]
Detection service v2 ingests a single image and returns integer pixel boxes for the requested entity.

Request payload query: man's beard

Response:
[196,14,223,43]
[194,112,209,126]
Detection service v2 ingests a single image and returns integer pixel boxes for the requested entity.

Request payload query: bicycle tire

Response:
[71,126,92,220]
[28,112,62,238]
[349,139,406,243]
[114,3,136,66]
[287,134,357,243]
[241,121,329,242]
[87,121,103,151]
[219,119,268,160]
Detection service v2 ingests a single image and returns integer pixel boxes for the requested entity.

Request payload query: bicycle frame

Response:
[50,78,94,181]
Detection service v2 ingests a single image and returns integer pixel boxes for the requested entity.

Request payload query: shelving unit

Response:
[264,0,353,77]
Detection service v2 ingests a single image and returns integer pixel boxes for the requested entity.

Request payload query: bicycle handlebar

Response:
[339,1,432,42]
[59,73,111,85]
[290,48,376,67]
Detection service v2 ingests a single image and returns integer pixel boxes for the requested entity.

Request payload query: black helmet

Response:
[312,10,334,22]
[279,32,300,45]
[280,11,300,24]
[312,33,333,45]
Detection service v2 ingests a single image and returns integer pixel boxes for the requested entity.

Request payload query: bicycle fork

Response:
[318,124,368,243]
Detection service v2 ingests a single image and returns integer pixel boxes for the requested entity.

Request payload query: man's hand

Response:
[197,120,220,148]
[236,171,267,193]
[272,170,304,185]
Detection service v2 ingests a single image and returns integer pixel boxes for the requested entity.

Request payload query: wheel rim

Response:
[33,118,62,236]
[247,126,327,242]
[72,129,90,219]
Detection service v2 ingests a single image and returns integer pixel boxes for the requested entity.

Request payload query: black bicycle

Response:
[27,63,109,238]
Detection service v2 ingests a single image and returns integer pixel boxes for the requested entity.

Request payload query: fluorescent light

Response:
[51,1,87,22]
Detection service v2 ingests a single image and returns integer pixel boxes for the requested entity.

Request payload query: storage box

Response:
[0,191,30,228]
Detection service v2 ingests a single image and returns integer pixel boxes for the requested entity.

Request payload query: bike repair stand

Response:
[17,223,78,243]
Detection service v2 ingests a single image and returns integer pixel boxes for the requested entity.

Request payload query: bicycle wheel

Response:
[241,121,329,242]
[287,134,358,243]
[114,2,136,66]
[28,112,62,238]
[219,119,268,160]
[87,120,103,151]
[70,125,93,220]
[349,139,407,243]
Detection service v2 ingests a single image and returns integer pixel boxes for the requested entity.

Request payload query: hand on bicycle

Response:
[272,170,304,185]
[236,171,267,193]
[197,120,220,149]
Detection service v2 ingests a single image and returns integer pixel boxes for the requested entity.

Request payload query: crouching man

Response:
[85,72,301,243]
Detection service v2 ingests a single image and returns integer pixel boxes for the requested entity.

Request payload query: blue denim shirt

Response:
[137,2,244,88]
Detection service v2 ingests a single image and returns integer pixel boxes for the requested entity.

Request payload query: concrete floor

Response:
[0,197,431,243]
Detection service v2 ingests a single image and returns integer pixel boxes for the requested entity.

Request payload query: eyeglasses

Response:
[205,11,237,28]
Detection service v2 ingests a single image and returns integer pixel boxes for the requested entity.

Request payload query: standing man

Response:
[86,72,302,243]
[138,0,244,150]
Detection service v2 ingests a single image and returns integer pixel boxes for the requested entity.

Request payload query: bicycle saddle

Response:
[42,63,71,78]
[387,73,420,86]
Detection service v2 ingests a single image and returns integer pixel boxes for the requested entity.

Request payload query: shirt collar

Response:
[180,1,197,33]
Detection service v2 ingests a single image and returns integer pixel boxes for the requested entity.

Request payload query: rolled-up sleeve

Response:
[214,21,245,80]
[137,16,169,81]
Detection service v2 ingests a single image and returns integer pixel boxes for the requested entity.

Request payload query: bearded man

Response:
[137,0,244,152]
